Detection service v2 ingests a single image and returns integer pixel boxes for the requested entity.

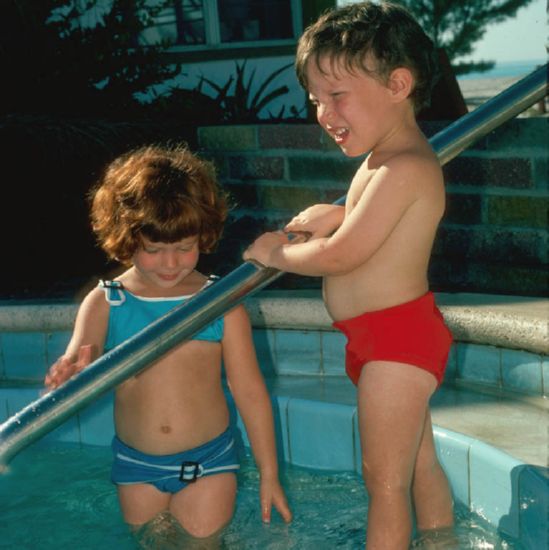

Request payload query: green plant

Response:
[197,61,295,123]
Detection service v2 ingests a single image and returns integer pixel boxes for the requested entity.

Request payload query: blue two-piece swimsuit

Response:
[100,279,240,494]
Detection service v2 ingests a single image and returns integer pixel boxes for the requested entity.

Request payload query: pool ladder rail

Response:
[0,64,547,469]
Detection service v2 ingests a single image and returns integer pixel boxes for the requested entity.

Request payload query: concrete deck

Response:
[245,290,549,355]
[2,290,547,355]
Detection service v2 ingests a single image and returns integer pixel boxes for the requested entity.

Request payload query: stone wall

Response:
[197,118,547,296]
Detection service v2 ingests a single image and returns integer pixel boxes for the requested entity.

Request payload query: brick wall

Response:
[197,119,548,297]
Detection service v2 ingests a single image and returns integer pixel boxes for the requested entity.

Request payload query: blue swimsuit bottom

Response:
[111,427,240,493]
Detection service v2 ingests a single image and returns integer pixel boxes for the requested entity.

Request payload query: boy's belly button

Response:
[160,425,172,434]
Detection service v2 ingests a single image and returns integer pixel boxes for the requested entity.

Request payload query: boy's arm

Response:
[45,287,109,389]
[245,155,441,276]
[222,305,292,524]
[284,203,345,239]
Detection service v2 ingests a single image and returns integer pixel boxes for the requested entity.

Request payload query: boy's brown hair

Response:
[295,1,437,112]
[91,145,228,264]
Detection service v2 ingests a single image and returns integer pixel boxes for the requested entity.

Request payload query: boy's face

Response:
[306,55,399,157]
[132,235,200,289]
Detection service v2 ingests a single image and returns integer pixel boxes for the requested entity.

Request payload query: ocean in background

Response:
[458,58,547,80]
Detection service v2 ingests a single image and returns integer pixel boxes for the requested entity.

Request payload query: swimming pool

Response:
[0,442,525,548]
[0,291,547,548]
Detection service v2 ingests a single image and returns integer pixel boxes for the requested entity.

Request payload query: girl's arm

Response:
[45,287,109,390]
[222,305,292,524]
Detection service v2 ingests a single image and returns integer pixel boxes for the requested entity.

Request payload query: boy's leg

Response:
[357,360,437,550]
[169,472,237,538]
[412,411,454,531]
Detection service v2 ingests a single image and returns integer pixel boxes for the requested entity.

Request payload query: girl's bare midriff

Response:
[114,340,229,455]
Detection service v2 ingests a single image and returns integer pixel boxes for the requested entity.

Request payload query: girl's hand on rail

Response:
[44,345,93,391]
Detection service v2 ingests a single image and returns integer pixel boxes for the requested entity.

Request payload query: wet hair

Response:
[295,1,437,112]
[90,144,228,265]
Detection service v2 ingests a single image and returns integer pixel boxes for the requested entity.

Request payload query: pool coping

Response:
[244,290,549,356]
[0,290,547,355]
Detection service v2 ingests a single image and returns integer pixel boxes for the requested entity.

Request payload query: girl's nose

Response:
[162,251,178,268]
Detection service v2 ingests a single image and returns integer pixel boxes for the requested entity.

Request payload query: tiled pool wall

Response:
[2,295,546,397]
[250,327,549,397]
[0,295,548,548]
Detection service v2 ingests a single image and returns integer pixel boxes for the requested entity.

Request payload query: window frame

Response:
[150,0,303,53]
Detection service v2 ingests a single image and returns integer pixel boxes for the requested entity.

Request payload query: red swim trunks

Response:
[332,292,452,386]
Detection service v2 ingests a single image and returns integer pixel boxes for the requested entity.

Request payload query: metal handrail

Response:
[431,64,547,165]
[0,64,546,468]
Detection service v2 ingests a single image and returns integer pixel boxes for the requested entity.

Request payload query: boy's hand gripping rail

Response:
[0,64,546,469]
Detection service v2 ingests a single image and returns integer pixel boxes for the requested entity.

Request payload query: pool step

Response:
[267,375,549,467]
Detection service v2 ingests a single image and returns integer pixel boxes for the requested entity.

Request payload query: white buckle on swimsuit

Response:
[99,279,126,306]
[180,461,202,482]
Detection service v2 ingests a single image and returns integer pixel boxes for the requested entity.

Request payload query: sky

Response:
[337,0,548,63]
[468,0,547,62]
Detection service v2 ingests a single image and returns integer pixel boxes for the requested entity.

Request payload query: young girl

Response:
[45,144,291,542]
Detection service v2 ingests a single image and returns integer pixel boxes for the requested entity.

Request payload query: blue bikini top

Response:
[99,279,224,352]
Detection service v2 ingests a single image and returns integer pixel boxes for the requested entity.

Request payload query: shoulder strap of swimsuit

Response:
[98,279,126,306]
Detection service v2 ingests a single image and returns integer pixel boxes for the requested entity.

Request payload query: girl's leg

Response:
[412,411,454,531]
[357,360,437,550]
[117,483,171,526]
[117,473,237,539]
[169,472,237,538]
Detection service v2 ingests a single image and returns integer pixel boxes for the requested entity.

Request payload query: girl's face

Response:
[132,235,200,289]
[306,55,399,157]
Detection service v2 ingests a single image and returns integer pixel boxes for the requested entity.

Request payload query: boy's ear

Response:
[387,67,414,102]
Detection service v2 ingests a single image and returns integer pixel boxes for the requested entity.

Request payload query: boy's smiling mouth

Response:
[329,126,350,143]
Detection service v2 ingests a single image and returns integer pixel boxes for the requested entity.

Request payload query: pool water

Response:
[0,443,524,549]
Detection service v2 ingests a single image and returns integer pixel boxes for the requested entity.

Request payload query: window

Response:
[141,0,301,49]
[173,0,207,45]
[218,0,294,43]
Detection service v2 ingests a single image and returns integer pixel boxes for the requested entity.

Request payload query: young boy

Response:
[244,2,454,548]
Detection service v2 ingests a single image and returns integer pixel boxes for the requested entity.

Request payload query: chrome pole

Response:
[1,64,546,468]
[431,64,547,165]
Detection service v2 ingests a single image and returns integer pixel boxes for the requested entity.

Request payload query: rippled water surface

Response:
[0,443,523,549]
